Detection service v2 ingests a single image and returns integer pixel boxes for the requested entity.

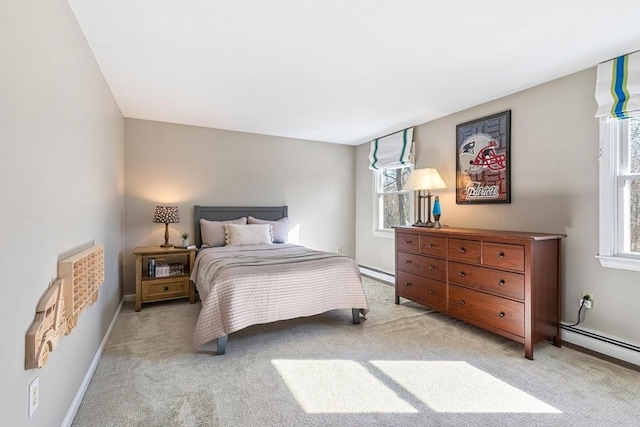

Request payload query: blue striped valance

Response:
[595,51,639,119]
[368,128,414,170]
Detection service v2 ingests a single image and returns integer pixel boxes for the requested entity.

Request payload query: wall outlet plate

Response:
[29,376,39,418]
[581,293,594,309]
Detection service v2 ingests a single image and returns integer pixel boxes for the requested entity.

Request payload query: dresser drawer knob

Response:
[459,271,465,277]
[429,265,435,270]
[428,243,435,248]
[428,290,435,295]
[498,311,505,318]
[498,279,505,286]
[459,247,466,253]
[404,282,411,287]
[499,252,505,258]
[404,240,412,244]
[164,286,169,291]
[404,260,412,264]
[459,299,465,305]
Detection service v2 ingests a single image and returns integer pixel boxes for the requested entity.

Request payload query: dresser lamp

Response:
[403,168,447,227]
[153,206,180,247]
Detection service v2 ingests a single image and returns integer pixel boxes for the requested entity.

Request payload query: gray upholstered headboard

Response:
[193,205,288,248]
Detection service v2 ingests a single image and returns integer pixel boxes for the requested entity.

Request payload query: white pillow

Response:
[200,217,247,247]
[225,224,273,246]
[247,216,288,243]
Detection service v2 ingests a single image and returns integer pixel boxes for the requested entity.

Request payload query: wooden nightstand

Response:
[133,246,196,311]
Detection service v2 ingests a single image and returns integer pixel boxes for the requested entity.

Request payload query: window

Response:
[598,116,640,271]
[373,166,413,232]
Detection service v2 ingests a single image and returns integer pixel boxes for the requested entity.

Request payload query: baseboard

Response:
[561,325,640,367]
[61,296,125,427]
[123,293,135,302]
[359,265,394,284]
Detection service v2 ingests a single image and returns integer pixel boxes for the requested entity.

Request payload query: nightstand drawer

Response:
[142,277,189,301]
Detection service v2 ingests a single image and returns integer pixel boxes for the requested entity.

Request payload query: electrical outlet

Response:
[336,246,342,254]
[29,377,39,418]
[581,293,594,309]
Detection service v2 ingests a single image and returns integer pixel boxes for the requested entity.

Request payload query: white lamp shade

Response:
[403,168,447,191]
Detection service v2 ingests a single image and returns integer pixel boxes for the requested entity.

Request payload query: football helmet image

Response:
[458,133,507,174]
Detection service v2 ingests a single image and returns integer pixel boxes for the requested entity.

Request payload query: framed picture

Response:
[456,110,511,204]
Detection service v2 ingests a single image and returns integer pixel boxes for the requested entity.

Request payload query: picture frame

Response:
[455,110,511,204]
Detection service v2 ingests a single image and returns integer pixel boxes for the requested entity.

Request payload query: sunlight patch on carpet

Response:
[371,361,562,413]
[272,359,418,414]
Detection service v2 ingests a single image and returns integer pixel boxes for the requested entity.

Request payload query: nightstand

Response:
[133,246,196,311]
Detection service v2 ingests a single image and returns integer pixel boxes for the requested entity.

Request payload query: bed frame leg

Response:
[217,335,228,355]
[352,308,360,324]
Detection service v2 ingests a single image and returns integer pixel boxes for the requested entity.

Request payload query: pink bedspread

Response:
[190,244,369,347]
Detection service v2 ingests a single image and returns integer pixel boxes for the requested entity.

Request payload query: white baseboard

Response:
[359,265,394,285]
[61,297,125,427]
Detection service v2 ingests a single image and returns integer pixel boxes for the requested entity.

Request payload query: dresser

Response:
[395,226,565,359]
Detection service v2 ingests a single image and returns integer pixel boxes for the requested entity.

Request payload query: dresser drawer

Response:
[397,232,419,254]
[142,276,189,301]
[448,238,481,264]
[397,252,446,281]
[397,271,447,311]
[448,261,525,300]
[449,285,524,338]
[483,242,525,271]
[419,235,447,258]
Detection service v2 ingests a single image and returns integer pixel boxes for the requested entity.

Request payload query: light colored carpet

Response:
[72,277,640,426]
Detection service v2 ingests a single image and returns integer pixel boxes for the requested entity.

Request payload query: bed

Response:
[190,206,369,355]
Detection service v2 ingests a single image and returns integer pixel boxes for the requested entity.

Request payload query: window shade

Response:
[595,51,639,119]
[369,128,414,170]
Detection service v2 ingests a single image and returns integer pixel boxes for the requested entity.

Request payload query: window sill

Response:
[372,230,394,239]
[596,255,640,272]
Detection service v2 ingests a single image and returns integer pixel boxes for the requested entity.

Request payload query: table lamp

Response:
[153,206,180,247]
[403,168,446,227]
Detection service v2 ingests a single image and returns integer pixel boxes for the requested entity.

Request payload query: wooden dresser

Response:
[394,226,565,359]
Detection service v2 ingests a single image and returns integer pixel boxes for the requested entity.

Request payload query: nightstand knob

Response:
[164,286,169,291]
[459,247,466,253]
[499,312,505,318]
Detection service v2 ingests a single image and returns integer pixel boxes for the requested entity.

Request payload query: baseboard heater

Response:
[561,324,640,353]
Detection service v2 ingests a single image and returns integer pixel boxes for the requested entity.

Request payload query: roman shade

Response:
[368,128,414,170]
[595,51,639,119]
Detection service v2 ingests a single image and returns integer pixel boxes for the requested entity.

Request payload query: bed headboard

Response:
[193,205,288,248]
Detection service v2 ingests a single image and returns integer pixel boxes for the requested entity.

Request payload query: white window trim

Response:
[371,167,414,236]
[597,118,640,272]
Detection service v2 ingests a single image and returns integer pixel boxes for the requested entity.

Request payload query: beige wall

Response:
[356,68,640,347]
[123,119,356,294]
[0,2,124,426]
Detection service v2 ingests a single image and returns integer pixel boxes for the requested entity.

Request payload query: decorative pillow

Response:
[225,224,273,246]
[200,217,247,247]
[247,216,289,243]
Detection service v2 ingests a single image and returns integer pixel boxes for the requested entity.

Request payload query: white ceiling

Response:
[68,0,640,146]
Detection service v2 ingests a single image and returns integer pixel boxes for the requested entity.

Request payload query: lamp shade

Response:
[403,168,447,191]
[153,206,180,224]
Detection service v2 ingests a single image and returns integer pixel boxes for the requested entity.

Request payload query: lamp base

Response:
[160,243,174,248]
[412,221,435,228]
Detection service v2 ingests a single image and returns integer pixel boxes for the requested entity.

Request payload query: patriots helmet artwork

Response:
[459,133,507,174]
